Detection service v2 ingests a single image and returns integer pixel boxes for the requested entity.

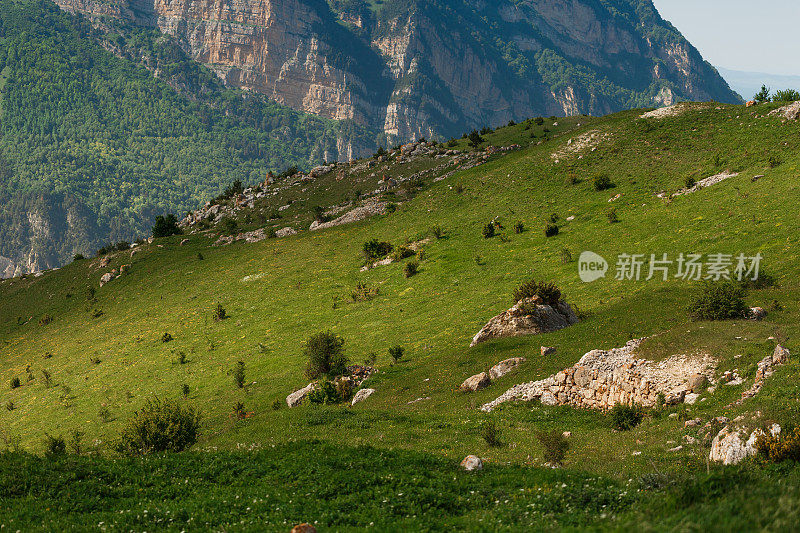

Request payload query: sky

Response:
[652,0,800,75]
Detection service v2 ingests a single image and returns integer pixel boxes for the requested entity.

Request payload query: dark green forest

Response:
[0,0,376,270]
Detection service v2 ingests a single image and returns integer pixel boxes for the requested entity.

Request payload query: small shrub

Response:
[10,377,20,389]
[41,369,53,388]
[91,309,103,318]
[267,228,277,239]
[351,282,379,302]
[364,352,378,366]
[38,314,53,326]
[152,214,181,238]
[99,407,112,423]
[513,280,561,305]
[544,223,559,237]
[363,239,393,261]
[212,303,227,322]
[68,430,84,455]
[176,352,187,365]
[767,155,782,169]
[772,88,800,102]
[610,404,644,431]
[566,174,580,185]
[431,225,444,239]
[73,253,85,261]
[513,221,524,234]
[386,203,398,214]
[404,261,419,278]
[182,384,190,398]
[90,356,101,365]
[389,345,405,363]
[684,176,697,189]
[447,138,458,148]
[481,421,502,447]
[161,332,173,343]
[197,252,204,261]
[391,246,415,262]
[593,174,614,191]
[233,401,247,420]
[482,223,496,239]
[5,401,15,411]
[606,209,619,224]
[560,248,573,264]
[308,380,342,405]
[549,213,559,224]
[44,434,67,457]
[756,426,800,462]
[536,430,570,465]
[417,249,427,261]
[688,280,748,321]
[42,352,53,359]
[304,331,348,380]
[233,361,246,389]
[271,399,283,410]
[770,299,784,312]
[219,217,238,236]
[114,398,201,455]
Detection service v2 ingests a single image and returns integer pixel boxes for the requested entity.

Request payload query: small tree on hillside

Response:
[754,85,771,104]
[304,331,348,380]
[152,214,181,238]
[468,130,484,149]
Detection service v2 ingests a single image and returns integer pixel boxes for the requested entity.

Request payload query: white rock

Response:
[286,382,316,408]
[489,358,526,380]
[460,455,483,471]
[351,388,375,406]
[540,391,558,406]
[684,393,700,405]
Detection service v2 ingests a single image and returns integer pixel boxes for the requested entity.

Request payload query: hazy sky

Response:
[652,0,800,75]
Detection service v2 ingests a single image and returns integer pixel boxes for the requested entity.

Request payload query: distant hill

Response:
[718,67,800,101]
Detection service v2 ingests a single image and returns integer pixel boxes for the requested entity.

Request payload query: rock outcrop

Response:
[470,297,579,347]
[489,358,526,381]
[731,345,790,406]
[460,372,491,392]
[460,455,483,471]
[769,101,800,121]
[709,424,781,465]
[482,339,717,412]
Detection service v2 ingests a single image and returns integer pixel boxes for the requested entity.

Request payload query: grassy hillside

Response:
[2,101,800,530]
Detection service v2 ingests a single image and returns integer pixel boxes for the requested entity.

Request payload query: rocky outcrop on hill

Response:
[769,101,800,121]
[709,424,781,465]
[481,339,717,412]
[54,0,741,143]
[470,297,579,347]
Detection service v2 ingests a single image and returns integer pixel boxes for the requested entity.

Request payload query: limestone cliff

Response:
[53,0,741,144]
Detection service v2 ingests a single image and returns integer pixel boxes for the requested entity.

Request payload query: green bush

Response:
[513,221,524,234]
[161,332,173,343]
[44,434,67,457]
[431,225,444,239]
[182,384,190,398]
[607,209,619,224]
[482,223,496,239]
[152,214,181,238]
[114,398,201,455]
[544,223,559,237]
[351,282,379,302]
[536,430,570,465]
[684,176,697,189]
[593,174,614,191]
[481,421,502,447]
[610,404,644,431]
[756,426,800,462]
[10,377,20,389]
[389,345,405,363]
[363,239,393,261]
[513,280,561,305]
[304,331,348,380]
[73,253,85,261]
[233,361,245,388]
[391,246,415,262]
[308,380,342,405]
[219,217,238,236]
[404,261,419,278]
[688,280,748,321]
[212,303,227,322]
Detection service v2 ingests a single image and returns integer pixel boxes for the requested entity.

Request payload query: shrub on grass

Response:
[391,246,415,262]
[593,174,614,191]
[482,223,496,239]
[73,253,85,261]
[10,377,20,389]
[161,332,173,343]
[404,261,419,278]
[536,430,570,465]
[431,225,444,239]
[308,380,342,405]
[610,404,644,431]
[544,223,559,237]
[114,398,201,455]
[272,399,283,410]
[513,221,524,234]
[684,176,697,189]
[363,239,393,261]
[304,331,348,380]
[233,402,247,420]
[481,421,502,447]
[38,314,53,326]
[560,248,573,264]
[5,401,14,411]
[68,430,84,455]
[212,304,227,322]
[513,280,561,305]
[688,280,748,321]
[99,407,112,423]
[41,369,53,388]
[607,209,619,223]
[756,426,800,462]
[44,434,66,457]
[182,384,190,398]
[351,282,379,302]
[152,214,181,238]
[219,217,238,236]
[389,345,405,363]
[233,361,245,388]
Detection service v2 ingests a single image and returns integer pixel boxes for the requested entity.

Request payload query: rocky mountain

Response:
[55,0,741,143]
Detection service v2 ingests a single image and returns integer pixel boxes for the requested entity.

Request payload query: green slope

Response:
[1,101,800,529]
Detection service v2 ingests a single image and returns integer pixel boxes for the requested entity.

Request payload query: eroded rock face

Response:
[709,424,781,465]
[470,298,579,347]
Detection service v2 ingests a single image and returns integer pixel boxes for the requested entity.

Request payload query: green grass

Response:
[2,101,800,528]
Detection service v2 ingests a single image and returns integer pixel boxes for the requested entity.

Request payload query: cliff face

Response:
[54,0,741,144]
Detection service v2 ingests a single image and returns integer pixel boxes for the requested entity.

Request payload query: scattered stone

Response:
[407,396,431,405]
[668,445,683,452]
[562,431,572,439]
[275,227,297,238]
[684,393,699,405]
[749,307,767,320]
[683,435,696,444]
[461,372,491,392]
[668,413,678,419]
[687,373,708,393]
[673,172,739,196]
[684,418,702,428]
[99,256,111,268]
[751,174,765,182]
[287,382,317,408]
[731,345,790,406]
[180,238,190,246]
[310,199,388,231]
[351,388,375,406]
[460,455,483,471]
[470,297,579,347]
[489,358,526,380]
[99,272,115,287]
[541,346,557,357]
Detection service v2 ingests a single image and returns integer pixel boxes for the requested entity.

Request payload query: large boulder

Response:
[470,297,579,347]
[709,425,781,465]
[489,358,526,380]
[460,455,483,471]
[99,272,115,287]
[351,388,375,406]
[769,101,800,121]
[687,373,707,393]
[461,372,491,392]
[286,382,316,408]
